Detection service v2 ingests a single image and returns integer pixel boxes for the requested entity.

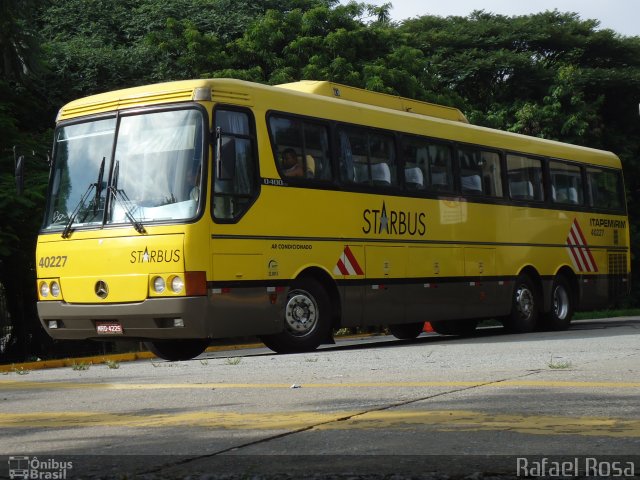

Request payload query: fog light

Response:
[48,320,58,329]
[170,276,184,294]
[50,281,61,297]
[173,318,184,328]
[39,281,50,298]
[153,276,166,294]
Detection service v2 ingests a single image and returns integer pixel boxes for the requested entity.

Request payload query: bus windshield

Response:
[43,109,205,232]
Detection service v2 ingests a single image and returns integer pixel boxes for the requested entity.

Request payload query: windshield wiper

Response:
[61,157,105,239]
[93,157,105,215]
[108,161,146,235]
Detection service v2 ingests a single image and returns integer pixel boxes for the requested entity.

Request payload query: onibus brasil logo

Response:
[8,456,73,479]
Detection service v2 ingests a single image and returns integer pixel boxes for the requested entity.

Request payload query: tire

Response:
[144,339,210,361]
[389,322,424,340]
[260,278,331,354]
[504,273,539,333]
[430,319,478,336]
[541,276,574,331]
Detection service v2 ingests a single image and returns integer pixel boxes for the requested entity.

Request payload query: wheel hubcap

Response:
[515,285,534,320]
[284,291,318,336]
[553,285,569,320]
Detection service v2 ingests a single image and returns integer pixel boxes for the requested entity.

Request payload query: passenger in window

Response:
[304,154,316,178]
[281,148,304,177]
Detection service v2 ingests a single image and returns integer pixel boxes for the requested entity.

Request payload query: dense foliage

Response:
[2,0,640,360]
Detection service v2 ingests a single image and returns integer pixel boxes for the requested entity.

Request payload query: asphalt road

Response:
[1,318,639,479]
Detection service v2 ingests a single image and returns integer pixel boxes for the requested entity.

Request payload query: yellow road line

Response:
[0,410,638,438]
[1,380,639,390]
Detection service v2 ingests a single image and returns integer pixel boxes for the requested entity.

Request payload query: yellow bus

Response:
[35,79,630,360]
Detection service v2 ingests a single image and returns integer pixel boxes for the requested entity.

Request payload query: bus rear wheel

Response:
[144,339,210,361]
[260,278,331,354]
[541,276,574,331]
[505,273,539,333]
[389,322,424,340]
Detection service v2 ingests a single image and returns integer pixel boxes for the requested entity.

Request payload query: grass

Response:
[548,355,573,369]
[225,357,242,365]
[105,360,120,369]
[574,308,640,320]
[71,361,91,371]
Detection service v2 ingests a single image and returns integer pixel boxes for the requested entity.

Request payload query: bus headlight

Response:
[50,281,61,298]
[152,276,166,294]
[39,281,50,298]
[170,275,184,294]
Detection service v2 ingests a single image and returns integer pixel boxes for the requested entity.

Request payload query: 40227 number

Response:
[38,256,68,268]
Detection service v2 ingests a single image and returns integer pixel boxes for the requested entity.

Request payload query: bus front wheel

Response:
[260,278,331,354]
[144,339,210,361]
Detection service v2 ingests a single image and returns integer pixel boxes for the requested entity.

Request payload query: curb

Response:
[0,342,264,373]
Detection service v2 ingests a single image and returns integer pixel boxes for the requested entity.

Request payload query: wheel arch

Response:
[515,264,544,309]
[551,265,579,312]
[295,266,341,330]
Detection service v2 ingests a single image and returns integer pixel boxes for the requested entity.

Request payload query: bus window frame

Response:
[398,133,456,196]
[258,109,626,217]
[547,157,587,208]
[334,122,400,192]
[266,110,334,186]
[43,103,210,234]
[585,164,627,214]
[211,105,261,224]
[454,143,505,199]
[504,152,546,204]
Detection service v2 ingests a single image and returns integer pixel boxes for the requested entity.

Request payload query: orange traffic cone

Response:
[423,322,433,332]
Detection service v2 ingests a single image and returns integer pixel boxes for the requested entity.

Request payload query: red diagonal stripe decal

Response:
[343,246,364,275]
[336,258,349,275]
[566,219,598,273]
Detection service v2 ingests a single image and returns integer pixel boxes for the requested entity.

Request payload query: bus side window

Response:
[458,147,502,197]
[213,108,258,221]
[400,136,453,192]
[428,144,453,191]
[586,166,624,211]
[303,122,331,180]
[506,154,544,201]
[337,126,396,188]
[339,127,369,184]
[269,115,331,181]
[550,160,583,205]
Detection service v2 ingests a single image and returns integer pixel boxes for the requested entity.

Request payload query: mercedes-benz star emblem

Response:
[95,280,109,299]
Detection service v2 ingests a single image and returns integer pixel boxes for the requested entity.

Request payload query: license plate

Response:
[95,322,124,335]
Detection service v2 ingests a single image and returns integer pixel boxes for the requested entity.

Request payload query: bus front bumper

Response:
[37,297,211,341]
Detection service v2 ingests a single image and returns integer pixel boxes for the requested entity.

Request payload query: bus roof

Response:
[56,78,620,169]
[275,80,470,124]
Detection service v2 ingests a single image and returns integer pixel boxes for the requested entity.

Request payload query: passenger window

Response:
[269,115,332,181]
[213,108,258,220]
[506,154,544,201]
[586,167,624,211]
[401,137,453,192]
[550,160,583,205]
[338,126,397,187]
[458,147,502,197]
